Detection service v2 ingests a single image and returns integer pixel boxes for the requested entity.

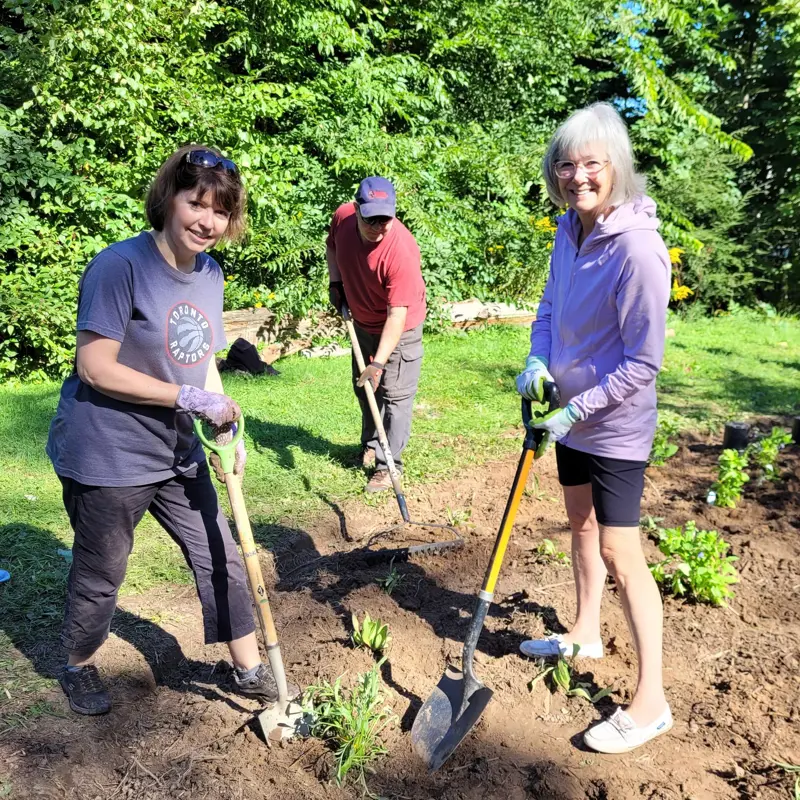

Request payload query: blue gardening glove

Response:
[531,403,582,457]
[209,422,247,483]
[516,356,555,403]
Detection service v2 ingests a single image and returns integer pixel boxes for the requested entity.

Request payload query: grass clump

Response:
[649,521,739,606]
[303,661,396,785]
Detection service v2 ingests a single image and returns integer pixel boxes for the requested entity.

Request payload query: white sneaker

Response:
[519,634,603,660]
[584,706,673,754]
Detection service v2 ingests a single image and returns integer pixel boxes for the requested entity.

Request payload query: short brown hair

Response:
[145,144,247,242]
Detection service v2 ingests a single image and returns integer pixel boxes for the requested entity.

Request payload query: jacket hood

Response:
[559,195,661,251]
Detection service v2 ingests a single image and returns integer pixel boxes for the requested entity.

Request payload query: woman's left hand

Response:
[530,403,582,455]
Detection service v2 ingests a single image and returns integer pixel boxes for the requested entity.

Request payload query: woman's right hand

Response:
[515,355,555,403]
[176,385,241,427]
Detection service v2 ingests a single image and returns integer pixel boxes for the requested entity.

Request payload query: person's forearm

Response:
[570,358,659,419]
[374,307,407,364]
[326,245,341,282]
[78,359,180,407]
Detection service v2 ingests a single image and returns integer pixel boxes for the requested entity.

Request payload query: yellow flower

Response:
[534,216,557,233]
[269,293,275,299]
[670,278,694,302]
[254,302,263,308]
[254,292,260,299]
[668,247,685,266]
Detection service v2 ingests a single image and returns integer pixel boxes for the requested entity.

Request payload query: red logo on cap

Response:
[368,190,388,199]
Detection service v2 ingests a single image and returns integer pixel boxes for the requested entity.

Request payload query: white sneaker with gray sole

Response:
[519,634,604,660]
[584,706,673,754]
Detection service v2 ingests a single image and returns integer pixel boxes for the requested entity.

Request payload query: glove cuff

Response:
[565,402,584,423]
[525,354,549,370]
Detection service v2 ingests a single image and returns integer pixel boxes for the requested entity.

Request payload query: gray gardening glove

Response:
[175,385,241,428]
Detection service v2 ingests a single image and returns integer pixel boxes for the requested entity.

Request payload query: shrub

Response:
[649,521,739,606]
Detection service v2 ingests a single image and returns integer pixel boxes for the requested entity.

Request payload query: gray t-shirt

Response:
[46,232,227,486]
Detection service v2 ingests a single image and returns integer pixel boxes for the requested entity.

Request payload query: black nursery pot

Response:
[792,416,800,444]
[723,421,750,451]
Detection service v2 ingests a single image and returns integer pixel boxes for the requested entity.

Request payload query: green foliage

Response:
[351,612,390,653]
[649,416,680,466]
[747,427,792,480]
[772,761,800,800]
[303,661,396,785]
[528,647,613,704]
[374,559,404,596]
[0,0,760,378]
[532,539,571,566]
[712,449,750,508]
[649,521,739,606]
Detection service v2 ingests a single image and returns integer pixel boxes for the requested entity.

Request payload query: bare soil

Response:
[3,426,799,800]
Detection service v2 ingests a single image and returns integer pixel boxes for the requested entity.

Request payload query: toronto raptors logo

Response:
[166,302,213,366]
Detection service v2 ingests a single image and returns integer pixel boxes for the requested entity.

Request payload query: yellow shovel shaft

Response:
[482,448,534,594]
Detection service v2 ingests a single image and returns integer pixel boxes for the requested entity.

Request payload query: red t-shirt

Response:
[326,203,427,333]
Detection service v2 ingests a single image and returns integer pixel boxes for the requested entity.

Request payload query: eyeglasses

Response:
[185,149,238,174]
[358,211,393,227]
[554,159,610,179]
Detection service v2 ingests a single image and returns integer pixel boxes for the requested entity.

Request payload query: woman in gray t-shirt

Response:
[47,145,279,715]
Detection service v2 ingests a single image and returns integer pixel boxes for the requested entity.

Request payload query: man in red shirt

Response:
[327,177,427,493]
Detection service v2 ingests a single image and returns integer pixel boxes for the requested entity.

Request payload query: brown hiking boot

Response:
[365,469,394,494]
[353,446,376,469]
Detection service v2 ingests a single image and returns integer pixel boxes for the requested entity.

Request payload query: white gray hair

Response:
[542,102,645,208]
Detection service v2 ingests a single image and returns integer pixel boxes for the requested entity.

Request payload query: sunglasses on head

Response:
[185,149,238,174]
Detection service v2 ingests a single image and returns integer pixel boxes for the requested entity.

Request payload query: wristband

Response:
[370,361,385,371]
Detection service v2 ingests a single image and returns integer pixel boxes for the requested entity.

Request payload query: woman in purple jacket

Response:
[517,103,671,753]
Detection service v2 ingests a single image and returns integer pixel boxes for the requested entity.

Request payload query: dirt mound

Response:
[2,431,798,799]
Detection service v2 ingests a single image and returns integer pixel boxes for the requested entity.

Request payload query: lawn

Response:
[0,313,798,724]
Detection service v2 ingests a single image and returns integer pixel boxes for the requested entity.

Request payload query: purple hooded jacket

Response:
[529,195,671,461]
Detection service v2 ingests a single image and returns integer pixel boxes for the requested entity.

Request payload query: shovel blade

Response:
[257,699,312,743]
[411,665,493,771]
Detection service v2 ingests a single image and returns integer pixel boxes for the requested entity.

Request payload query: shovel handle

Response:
[194,418,291,703]
[342,304,410,523]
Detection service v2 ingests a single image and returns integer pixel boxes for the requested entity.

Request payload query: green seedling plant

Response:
[303,660,396,786]
[528,645,613,704]
[640,515,665,535]
[374,559,404,595]
[747,427,791,481]
[649,521,739,606]
[711,448,750,507]
[649,417,680,466]
[351,612,390,653]
[532,538,571,566]
[772,760,800,800]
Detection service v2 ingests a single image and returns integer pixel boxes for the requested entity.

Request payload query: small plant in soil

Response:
[374,558,404,595]
[773,760,800,800]
[649,521,739,606]
[649,417,680,466]
[351,612,390,653]
[640,515,664,535]
[528,646,613,703]
[532,539,571,566]
[445,506,472,528]
[711,448,750,507]
[303,660,396,786]
[747,427,791,481]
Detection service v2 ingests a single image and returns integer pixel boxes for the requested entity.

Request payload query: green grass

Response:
[0,316,798,720]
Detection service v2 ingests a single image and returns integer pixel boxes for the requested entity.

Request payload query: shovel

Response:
[410,383,560,770]
[342,304,462,553]
[194,416,309,742]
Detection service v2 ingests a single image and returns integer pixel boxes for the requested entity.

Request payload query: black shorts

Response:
[555,443,646,527]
